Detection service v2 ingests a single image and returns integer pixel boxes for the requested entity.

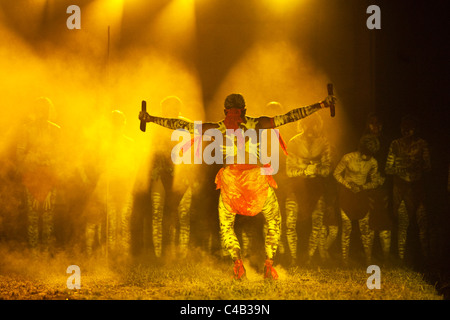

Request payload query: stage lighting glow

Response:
[262,0,305,14]
[211,41,328,117]
[148,0,197,49]
[210,40,350,157]
[85,0,125,35]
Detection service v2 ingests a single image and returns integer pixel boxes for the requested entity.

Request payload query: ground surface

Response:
[0,247,443,301]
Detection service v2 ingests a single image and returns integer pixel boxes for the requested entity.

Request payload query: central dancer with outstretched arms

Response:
[139,92,336,280]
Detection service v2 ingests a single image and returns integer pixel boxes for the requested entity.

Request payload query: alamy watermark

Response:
[66,5,81,30]
[65,4,380,31]
[366,5,381,30]
[170,123,281,175]
[366,265,381,289]
[66,265,81,289]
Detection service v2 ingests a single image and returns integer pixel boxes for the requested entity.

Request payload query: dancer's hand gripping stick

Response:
[140,100,147,132]
[327,83,335,117]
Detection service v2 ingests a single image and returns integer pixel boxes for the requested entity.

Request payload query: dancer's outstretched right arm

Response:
[139,112,219,134]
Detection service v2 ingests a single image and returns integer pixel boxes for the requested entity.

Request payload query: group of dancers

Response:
[2,90,431,281]
[139,92,431,279]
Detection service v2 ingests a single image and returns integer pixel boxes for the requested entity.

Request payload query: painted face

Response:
[161,95,183,117]
[301,114,323,138]
[224,108,245,129]
[401,120,415,138]
[368,117,382,135]
[304,123,320,138]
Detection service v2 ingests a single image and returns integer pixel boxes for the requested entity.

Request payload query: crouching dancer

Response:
[139,93,336,280]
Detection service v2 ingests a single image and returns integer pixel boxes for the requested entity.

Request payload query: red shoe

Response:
[264,259,279,280]
[232,259,246,280]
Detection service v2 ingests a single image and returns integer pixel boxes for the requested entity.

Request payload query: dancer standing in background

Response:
[363,113,393,264]
[385,115,431,264]
[285,113,337,266]
[365,113,392,262]
[149,96,195,261]
[83,110,136,259]
[16,97,61,255]
[334,134,381,266]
